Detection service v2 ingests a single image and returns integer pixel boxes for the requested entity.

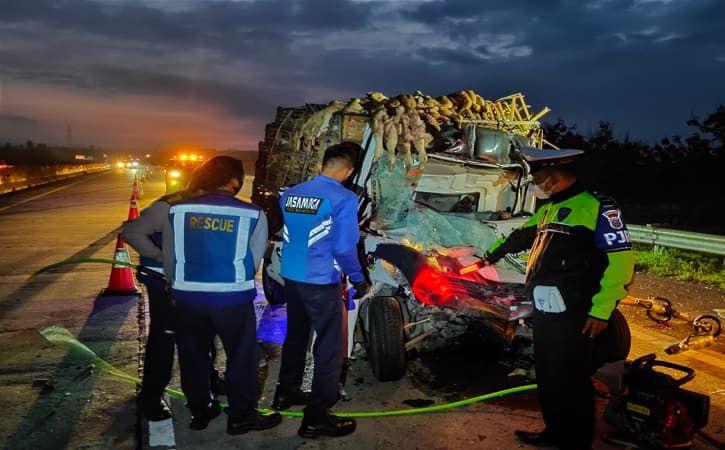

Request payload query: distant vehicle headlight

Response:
[126,162,133,168]
[169,170,181,178]
[116,162,125,168]
[131,161,139,167]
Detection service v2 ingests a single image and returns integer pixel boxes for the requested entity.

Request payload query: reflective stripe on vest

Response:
[169,203,258,293]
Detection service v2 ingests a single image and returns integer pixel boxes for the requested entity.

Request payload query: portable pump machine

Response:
[602,354,710,449]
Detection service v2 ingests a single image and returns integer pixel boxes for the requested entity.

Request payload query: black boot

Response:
[138,396,173,421]
[227,410,283,435]
[272,386,308,410]
[298,409,356,438]
[189,400,222,430]
[514,429,559,447]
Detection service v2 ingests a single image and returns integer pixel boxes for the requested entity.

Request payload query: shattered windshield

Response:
[414,192,480,213]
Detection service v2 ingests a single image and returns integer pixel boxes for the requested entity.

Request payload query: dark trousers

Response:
[278,279,343,413]
[533,310,595,450]
[137,275,220,404]
[138,275,175,404]
[175,300,257,417]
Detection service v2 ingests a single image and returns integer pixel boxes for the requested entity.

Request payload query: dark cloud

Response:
[88,65,301,120]
[0,113,39,127]
[0,0,373,50]
[403,0,560,23]
[0,114,48,143]
[0,0,723,144]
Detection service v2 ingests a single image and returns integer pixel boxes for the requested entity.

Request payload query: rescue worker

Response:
[122,174,224,421]
[273,142,371,438]
[164,156,282,434]
[480,148,634,449]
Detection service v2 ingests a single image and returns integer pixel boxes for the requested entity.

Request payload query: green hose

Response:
[35,258,164,280]
[36,258,139,274]
[285,384,538,418]
[40,325,537,418]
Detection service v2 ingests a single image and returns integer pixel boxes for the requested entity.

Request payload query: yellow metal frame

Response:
[460,92,553,149]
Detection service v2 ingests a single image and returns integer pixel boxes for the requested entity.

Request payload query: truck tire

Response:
[592,309,631,372]
[368,296,406,381]
[262,261,285,306]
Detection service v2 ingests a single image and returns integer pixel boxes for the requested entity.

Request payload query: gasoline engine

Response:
[602,354,710,449]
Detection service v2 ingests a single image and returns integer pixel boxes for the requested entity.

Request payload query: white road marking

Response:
[148,393,176,448]
[148,418,176,447]
[0,179,88,212]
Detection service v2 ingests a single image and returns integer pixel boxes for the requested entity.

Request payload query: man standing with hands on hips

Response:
[272,142,371,438]
[122,166,225,422]
[479,147,634,450]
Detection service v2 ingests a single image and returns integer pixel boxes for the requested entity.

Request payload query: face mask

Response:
[532,177,551,200]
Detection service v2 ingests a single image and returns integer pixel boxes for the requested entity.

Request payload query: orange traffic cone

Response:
[103,234,141,295]
[127,195,140,221]
[132,175,142,199]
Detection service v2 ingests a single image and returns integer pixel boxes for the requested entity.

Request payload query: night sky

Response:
[0,0,723,150]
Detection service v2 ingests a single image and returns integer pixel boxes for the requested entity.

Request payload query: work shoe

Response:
[138,397,173,421]
[189,400,222,430]
[514,429,559,447]
[272,387,308,410]
[298,411,356,438]
[227,410,283,435]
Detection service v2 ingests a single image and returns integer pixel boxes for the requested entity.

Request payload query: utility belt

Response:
[136,264,166,287]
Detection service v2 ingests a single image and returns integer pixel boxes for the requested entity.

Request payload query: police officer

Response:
[273,142,370,438]
[122,178,224,421]
[481,148,634,449]
[165,156,282,434]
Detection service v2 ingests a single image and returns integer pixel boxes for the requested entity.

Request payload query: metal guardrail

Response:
[629,224,725,256]
[0,163,110,195]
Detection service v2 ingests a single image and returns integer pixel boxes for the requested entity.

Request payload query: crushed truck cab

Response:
[254,90,631,381]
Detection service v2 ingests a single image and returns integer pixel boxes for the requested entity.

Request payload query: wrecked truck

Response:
[252,91,631,381]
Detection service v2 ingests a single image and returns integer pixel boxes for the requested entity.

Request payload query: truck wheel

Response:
[262,261,285,306]
[368,296,406,381]
[592,309,631,371]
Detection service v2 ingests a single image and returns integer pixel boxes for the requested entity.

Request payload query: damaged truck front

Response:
[253,91,631,381]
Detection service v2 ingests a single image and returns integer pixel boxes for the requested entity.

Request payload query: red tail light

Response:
[412,266,455,306]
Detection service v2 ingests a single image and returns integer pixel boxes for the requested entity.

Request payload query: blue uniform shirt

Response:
[280,175,363,284]
[168,191,267,305]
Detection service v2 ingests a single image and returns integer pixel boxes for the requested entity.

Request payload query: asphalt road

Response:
[0,169,722,450]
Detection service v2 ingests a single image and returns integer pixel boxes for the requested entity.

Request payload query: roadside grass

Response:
[634,245,725,289]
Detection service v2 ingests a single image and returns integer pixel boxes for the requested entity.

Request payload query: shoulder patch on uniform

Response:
[557,207,572,221]
[601,209,624,230]
[284,195,323,214]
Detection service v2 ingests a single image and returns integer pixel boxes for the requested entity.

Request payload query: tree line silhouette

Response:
[0,141,107,164]
[544,105,724,234]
